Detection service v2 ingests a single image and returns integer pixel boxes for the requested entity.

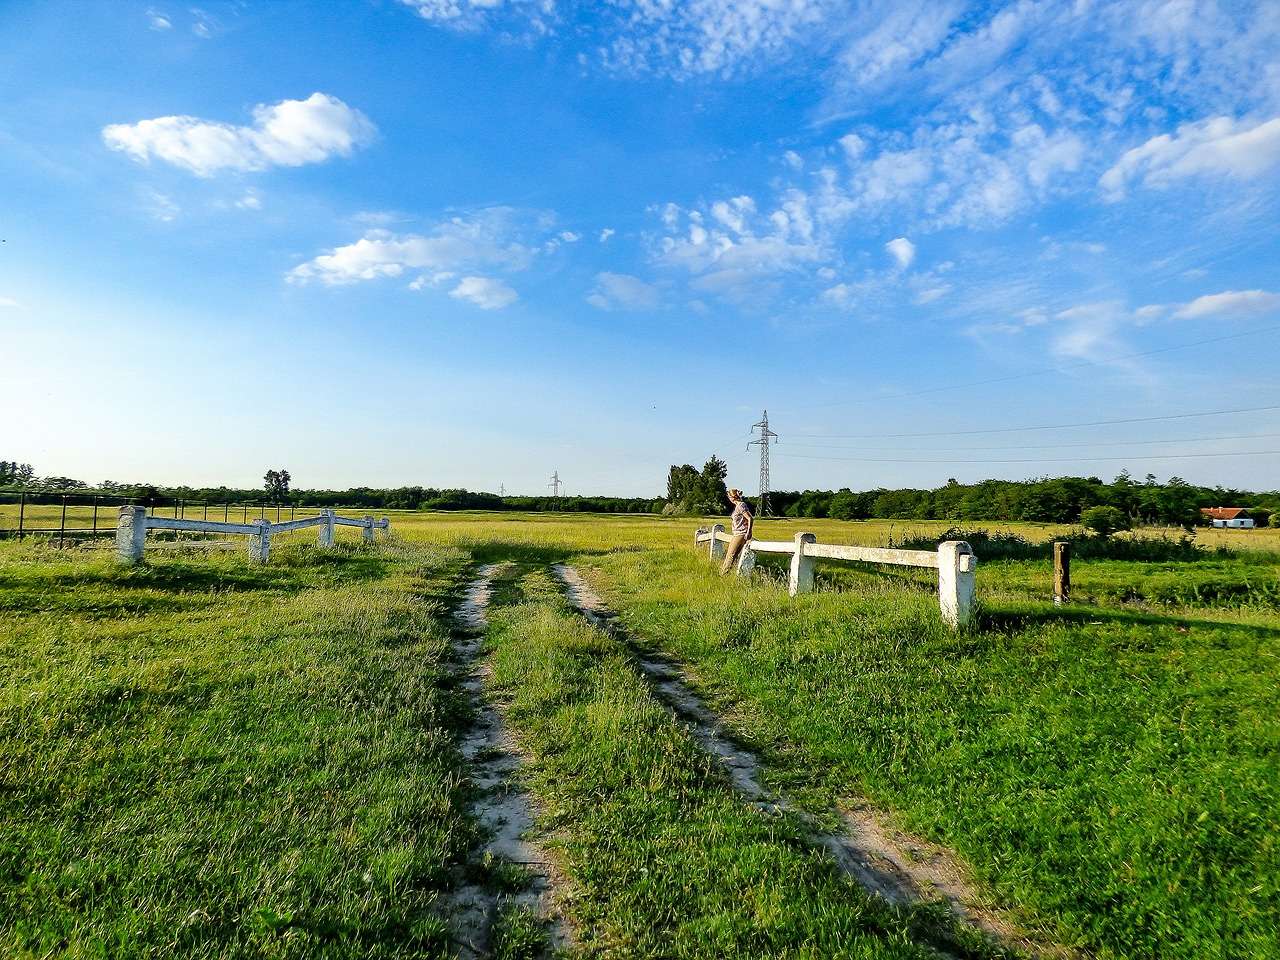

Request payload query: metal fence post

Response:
[116,505,147,564]
[17,491,25,541]
[937,541,977,628]
[789,532,816,596]
[59,496,68,549]
[92,495,99,535]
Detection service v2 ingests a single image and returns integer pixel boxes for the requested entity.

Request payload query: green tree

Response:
[1081,505,1131,537]
[263,469,292,502]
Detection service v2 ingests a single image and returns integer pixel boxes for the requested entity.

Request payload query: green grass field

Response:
[2,512,1277,958]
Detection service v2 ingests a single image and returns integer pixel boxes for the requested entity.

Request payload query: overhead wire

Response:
[787,403,1280,440]
[775,322,1280,413]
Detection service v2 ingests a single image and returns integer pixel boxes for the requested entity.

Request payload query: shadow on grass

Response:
[980,602,1280,640]
[463,540,609,567]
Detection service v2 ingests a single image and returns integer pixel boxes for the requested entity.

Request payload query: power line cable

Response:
[782,431,1280,453]
[777,449,1280,465]
[789,403,1280,440]
[777,322,1280,413]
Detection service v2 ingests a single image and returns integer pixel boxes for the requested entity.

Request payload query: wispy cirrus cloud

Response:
[586,271,659,310]
[103,93,375,177]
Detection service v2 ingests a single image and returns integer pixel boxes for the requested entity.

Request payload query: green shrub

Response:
[1081,505,1131,537]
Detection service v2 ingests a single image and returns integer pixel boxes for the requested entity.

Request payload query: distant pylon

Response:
[499,483,505,497]
[747,410,779,516]
[548,470,562,506]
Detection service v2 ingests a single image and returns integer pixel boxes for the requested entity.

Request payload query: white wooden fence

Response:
[695,525,977,627]
[116,505,389,565]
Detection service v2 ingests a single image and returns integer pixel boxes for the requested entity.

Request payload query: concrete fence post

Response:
[250,519,272,564]
[362,515,375,544]
[318,509,335,548]
[116,505,147,564]
[937,540,977,628]
[788,532,817,596]
[709,523,726,561]
[695,526,708,549]
[736,545,756,577]
[379,516,390,538]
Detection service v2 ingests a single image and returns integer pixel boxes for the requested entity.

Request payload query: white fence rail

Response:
[695,525,976,627]
[116,506,389,565]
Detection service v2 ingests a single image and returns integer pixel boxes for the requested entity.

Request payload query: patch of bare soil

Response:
[444,564,570,958]
[553,563,1074,959]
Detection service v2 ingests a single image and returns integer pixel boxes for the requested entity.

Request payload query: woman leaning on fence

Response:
[720,488,754,574]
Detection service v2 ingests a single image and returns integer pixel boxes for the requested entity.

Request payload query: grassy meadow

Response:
[2,510,1277,958]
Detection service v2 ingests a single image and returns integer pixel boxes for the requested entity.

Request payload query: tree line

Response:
[3,457,1275,526]
[768,472,1277,528]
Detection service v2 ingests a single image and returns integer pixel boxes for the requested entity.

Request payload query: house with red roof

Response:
[1200,507,1256,529]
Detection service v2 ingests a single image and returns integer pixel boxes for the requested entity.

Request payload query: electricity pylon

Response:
[747,410,778,516]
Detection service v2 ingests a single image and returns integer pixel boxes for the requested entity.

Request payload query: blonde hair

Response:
[727,488,743,499]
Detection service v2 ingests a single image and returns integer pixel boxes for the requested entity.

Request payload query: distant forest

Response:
[2,458,1276,526]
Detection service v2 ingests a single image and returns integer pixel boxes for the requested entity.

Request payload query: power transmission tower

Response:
[548,471,562,507]
[499,483,505,497]
[747,410,779,516]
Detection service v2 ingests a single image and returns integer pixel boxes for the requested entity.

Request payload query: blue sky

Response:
[3,0,1279,496]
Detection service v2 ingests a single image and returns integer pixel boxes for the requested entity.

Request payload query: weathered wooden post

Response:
[937,540,977,628]
[789,532,817,596]
[1053,541,1071,605]
[709,523,726,561]
[362,515,376,544]
[116,505,147,564]
[250,518,272,563]
[317,509,335,547]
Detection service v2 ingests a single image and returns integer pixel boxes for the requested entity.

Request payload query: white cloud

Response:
[147,9,172,30]
[190,8,215,38]
[1173,289,1280,320]
[885,236,915,269]
[586,272,659,311]
[289,207,544,286]
[599,227,615,242]
[913,284,949,305]
[783,149,804,170]
[103,92,375,177]
[450,275,518,309]
[145,189,180,222]
[0,297,20,309]
[235,190,262,210]
[657,195,823,296]
[1100,116,1280,199]
[559,230,580,242]
[1135,289,1280,323]
[598,0,839,78]
[399,0,554,33]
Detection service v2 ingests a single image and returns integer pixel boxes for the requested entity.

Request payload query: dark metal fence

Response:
[0,490,305,546]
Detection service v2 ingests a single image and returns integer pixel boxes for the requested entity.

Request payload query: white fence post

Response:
[789,532,817,596]
[379,516,390,538]
[116,505,147,564]
[250,519,272,563]
[937,540,977,628]
[709,523,726,561]
[362,515,375,544]
[736,545,756,577]
[318,509,335,547]
[695,526,707,549]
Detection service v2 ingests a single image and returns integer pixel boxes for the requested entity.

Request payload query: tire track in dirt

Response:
[445,564,570,957]
[553,563,1073,960]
